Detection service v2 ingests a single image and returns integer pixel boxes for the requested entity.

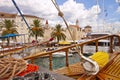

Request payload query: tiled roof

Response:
[84,25,92,28]
[0,12,44,19]
[0,12,17,18]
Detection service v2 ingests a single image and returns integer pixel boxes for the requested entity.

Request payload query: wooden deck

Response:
[54,53,120,80]
[40,67,75,80]
[97,53,120,80]
[54,62,85,79]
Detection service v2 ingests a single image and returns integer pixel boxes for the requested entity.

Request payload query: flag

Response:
[49,37,54,41]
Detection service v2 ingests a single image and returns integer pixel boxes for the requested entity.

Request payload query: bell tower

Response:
[76,19,79,26]
[45,20,48,29]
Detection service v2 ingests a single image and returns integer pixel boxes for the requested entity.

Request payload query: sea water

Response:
[34,53,81,70]
[20,45,111,70]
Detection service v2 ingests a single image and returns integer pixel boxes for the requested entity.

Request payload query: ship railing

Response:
[23,34,120,70]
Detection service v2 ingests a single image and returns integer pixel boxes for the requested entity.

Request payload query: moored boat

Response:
[53,51,73,57]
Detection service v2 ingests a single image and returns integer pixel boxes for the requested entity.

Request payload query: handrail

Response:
[0,34,119,70]
[24,34,120,59]
[24,34,120,70]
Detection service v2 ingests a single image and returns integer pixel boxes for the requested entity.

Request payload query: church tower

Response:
[45,20,49,29]
[76,19,79,26]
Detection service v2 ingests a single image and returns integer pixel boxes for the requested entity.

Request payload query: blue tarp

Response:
[0,34,19,39]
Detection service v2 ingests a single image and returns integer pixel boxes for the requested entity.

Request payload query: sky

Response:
[0,0,120,32]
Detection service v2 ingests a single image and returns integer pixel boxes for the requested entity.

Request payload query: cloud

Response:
[0,0,101,29]
[116,0,120,3]
[116,0,120,13]
[58,0,101,28]
[117,6,120,13]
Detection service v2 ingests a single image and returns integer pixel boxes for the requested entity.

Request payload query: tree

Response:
[29,19,44,41]
[51,24,66,42]
[0,19,18,46]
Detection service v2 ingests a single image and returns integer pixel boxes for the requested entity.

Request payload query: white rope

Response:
[51,0,99,75]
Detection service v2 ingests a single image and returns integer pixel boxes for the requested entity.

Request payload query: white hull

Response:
[53,52,73,57]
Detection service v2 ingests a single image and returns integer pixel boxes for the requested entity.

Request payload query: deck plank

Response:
[54,62,85,76]
[97,53,120,80]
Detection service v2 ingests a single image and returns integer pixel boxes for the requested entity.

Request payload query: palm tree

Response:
[51,24,66,42]
[29,19,44,41]
[0,19,18,46]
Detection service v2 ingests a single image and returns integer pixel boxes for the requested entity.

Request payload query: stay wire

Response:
[11,0,31,30]
[51,0,100,75]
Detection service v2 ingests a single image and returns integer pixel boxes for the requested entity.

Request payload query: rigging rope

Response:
[11,0,99,75]
[11,0,31,30]
[51,0,74,42]
[51,0,99,75]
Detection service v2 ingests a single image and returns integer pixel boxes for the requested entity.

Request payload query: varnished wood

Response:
[49,53,53,70]
[80,45,83,54]
[24,35,120,60]
[65,50,69,67]
[109,36,113,53]
[54,62,85,79]
[97,53,120,80]
[0,35,120,80]
[77,53,120,80]
[95,41,98,52]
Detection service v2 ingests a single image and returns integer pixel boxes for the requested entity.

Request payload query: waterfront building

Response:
[0,12,91,44]
[0,12,44,43]
[65,19,87,41]
[84,25,92,33]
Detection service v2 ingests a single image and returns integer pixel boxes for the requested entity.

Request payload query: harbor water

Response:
[34,53,81,70]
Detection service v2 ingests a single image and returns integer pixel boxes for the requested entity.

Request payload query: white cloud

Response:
[117,7,120,13]
[116,0,120,3]
[59,0,101,28]
[0,0,102,29]
[116,0,120,13]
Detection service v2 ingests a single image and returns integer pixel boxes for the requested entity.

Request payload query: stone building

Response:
[84,25,92,33]
[65,20,86,41]
[0,12,90,44]
[0,12,44,43]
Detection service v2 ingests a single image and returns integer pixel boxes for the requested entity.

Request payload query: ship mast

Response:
[96,0,99,32]
[102,0,105,32]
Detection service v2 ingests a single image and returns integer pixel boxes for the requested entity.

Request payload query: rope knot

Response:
[58,11,64,17]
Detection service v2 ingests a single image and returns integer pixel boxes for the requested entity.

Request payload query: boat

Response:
[0,0,120,80]
[17,0,120,79]
[86,32,111,38]
[53,51,73,57]
[23,34,120,80]
[77,34,111,56]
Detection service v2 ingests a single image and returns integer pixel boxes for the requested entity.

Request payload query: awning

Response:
[58,41,71,45]
[0,34,19,39]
